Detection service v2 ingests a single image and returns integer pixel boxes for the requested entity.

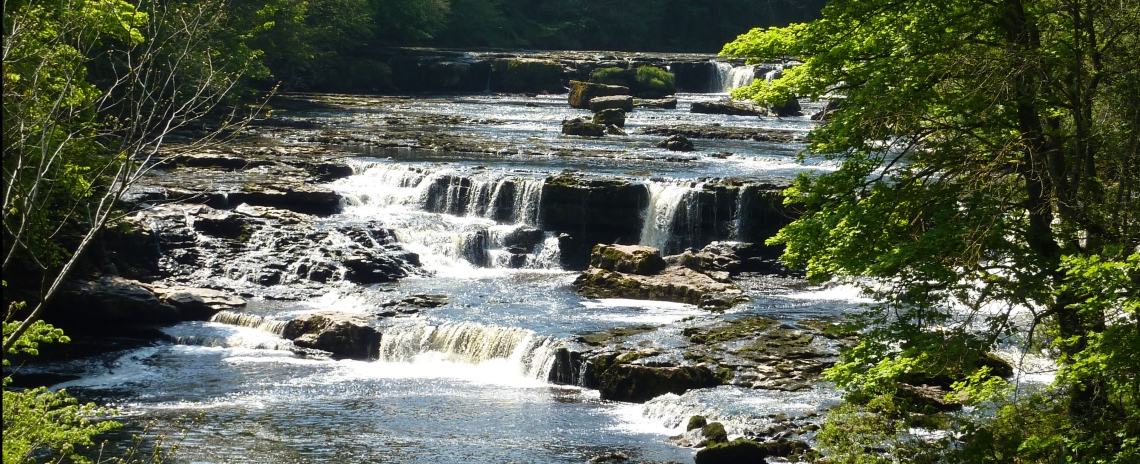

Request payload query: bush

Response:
[634,66,675,97]
[590,67,631,87]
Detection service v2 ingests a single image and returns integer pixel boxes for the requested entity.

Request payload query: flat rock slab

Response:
[589,244,667,275]
[574,266,747,310]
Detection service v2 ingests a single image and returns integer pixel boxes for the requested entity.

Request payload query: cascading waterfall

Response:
[727,65,757,91]
[333,162,556,270]
[162,311,294,350]
[378,322,559,380]
[640,181,704,254]
[210,310,288,335]
[713,62,734,92]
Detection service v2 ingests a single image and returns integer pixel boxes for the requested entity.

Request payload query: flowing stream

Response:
[29,70,882,463]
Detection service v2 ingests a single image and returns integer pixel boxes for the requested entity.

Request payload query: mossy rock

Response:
[598,364,720,403]
[687,415,708,431]
[684,317,779,344]
[590,244,666,275]
[702,422,728,444]
[568,80,630,108]
[490,59,564,93]
[633,66,676,98]
[694,438,769,464]
[593,108,626,128]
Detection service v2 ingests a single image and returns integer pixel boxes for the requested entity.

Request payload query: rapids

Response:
[27,73,876,463]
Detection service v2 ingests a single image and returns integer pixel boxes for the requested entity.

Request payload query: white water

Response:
[640,181,703,253]
[714,62,758,92]
[377,321,559,381]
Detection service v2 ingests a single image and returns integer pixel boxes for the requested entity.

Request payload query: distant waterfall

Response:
[640,181,704,254]
[713,62,757,93]
[210,310,288,335]
[378,322,559,381]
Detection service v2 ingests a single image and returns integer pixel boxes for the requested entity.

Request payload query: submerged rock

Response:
[282,311,381,360]
[656,134,695,152]
[634,97,678,109]
[568,80,629,109]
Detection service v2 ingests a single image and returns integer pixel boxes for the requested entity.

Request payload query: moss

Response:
[715,366,735,383]
[577,324,658,346]
[702,422,728,444]
[686,317,779,344]
[590,67,632,87]
[688,415,708,431]
[634,66,675,97]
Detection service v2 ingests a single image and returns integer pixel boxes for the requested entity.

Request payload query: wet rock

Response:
[539,176,649,270]
[656,135,695,152]
[592,108,626,128]
[500,226,545,252]
[281,311,381,360]
[606,124,627,136]
[639,125,797,143]
[590,244,668,276]
[598,364,720,403]
[702,422,729,445]
[192,210,249,239]
[769,97,802,117]
[589,95,634,112]
[147,284,246,320]
[562,118,606,137]
[568,80,630,109]
[588,451,629,464]
[688,415,708,431]
[693,438,769,464]
[634,97,678,109]
[574,266,747,310]
[54,277,180,326]
[691,100,769,117]
[342,252,408,284]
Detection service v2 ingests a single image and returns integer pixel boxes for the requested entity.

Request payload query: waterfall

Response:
[510,178,544,226]
[727,65,757,91]
[713,62,733,93]
[163,316,294,351]
[640,181,704,254]
[378,322,559,381]
[210,310,288,335]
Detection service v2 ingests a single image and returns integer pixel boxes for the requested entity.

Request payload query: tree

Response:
[723,0,1138,461]
[2,0,258,353]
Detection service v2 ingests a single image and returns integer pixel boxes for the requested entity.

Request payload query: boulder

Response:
[598,364,720,403]
[606,124,627,136]
[574,267,748,310]
[702,422,729,445]
[342,251,410,284]
[147,284,246,320]
[634,97,678,109]
[691,100,769,117]
[539,176,649,269]
[589,95,634,112]
[589,244,667,275]
[694,439,770,464]
[568,80,630,109]
[281,311,381,360]
[769,97,802,117]
[593,108,626,128]
[656,134,695,152]
[562,118,606,137]
[688,415,708,431]
[55,277,180,326]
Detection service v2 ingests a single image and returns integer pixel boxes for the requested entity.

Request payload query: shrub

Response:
[634,66,675,97]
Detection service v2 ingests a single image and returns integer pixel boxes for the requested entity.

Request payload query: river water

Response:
[34,84,879,463]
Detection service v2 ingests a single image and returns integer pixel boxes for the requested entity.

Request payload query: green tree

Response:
[723,0,1138,461]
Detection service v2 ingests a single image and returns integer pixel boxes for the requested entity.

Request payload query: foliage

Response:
[590,67,630,87]
[723,0,1139,461]
[634,66,675,96]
